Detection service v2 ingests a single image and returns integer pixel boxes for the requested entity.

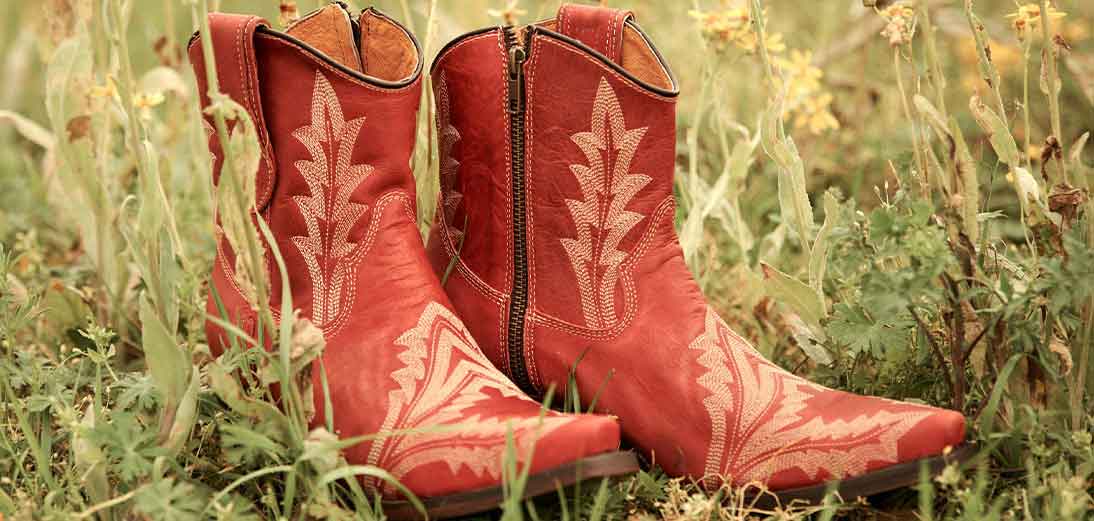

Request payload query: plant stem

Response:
[1022,38,1033,171]
[1038,0,1068,185]
[893,46,929,198]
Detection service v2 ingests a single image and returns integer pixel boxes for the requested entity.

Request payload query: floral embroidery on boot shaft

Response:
[689,307,932,486]
[561,78,651,329]
[365,302,572,492]
[291,71,375,329]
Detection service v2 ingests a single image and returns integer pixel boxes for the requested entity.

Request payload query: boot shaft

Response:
[190,5,422,337]
[426,6,678,388]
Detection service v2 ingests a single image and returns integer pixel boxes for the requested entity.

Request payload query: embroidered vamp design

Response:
[689,306,932,487]
[365,302,573,492]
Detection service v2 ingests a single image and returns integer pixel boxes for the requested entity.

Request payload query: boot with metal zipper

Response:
[427,3,971,505]
[190,4,637,519]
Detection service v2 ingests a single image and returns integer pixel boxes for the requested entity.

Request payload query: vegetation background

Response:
[0,0,1092,519]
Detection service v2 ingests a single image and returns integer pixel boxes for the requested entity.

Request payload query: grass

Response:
[1,0,1093,519]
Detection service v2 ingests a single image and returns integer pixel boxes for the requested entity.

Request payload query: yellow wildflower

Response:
[689,6,784,55]
[737,31,786,54]
[775,50,822,94]
[89,77,117,99]
[133,91,165,109]
[1006,4,1066,40]
[133,91,165,118]
[1027,143,1044,161]
[487,0,526,26]
[878,2,916,46]
[794,92,840,134]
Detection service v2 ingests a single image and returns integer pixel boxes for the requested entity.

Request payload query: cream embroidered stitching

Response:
[321,190,413,339]
[364,302,572,492]
[499,29,515,375]
[688,307,933,486]
[559,78,650,330]
[525,36,542,390]
[530,195,673,339]
[290,71,375,330]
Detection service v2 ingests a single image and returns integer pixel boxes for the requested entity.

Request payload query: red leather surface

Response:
[429,3,966,491]
[192,10,622,499]
[556,4,632,62]
[424,30,515,372]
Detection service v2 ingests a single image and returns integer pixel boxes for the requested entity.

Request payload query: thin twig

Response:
[909,305,955,399]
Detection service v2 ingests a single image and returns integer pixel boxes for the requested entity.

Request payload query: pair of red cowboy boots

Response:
[191,3,968,518]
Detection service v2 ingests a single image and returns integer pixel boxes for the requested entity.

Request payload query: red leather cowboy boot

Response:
[426,3,969,503]
[189,4,637,518]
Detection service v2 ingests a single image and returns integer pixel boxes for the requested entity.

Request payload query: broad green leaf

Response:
[163,368,199,454]
[913,94,949,141]
[139,296,189,408]
[0,110,54,149]
[761,262,825,332]
[969,95,1021,168]
[949,118,980,244]
[979,354,1024,435]
[808,191,839,295]
[761,104,814,250]
[73,406,111,508]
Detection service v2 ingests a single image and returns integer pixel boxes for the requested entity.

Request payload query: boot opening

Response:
[538,19,673,91]
[285,3,363,72]
[285,4,419,83]
[358,8,419,83]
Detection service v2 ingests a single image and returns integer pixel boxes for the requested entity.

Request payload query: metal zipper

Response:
[504,26,535,396]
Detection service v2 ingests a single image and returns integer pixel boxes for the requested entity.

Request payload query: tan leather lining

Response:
[621,27,672,90]
[360,10,417,82]
[537,19,672,90]
[284,4,362,73]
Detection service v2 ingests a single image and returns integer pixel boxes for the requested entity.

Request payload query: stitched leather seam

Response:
[435,211,506,303]
[497,29,513,375]
[235,16,276,207]
[524,35,543,391]
[537,36,675,102]
[322,189,414,339]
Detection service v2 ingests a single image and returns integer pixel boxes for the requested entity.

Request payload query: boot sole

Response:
[381,451,640,520]
[750,443,977,508]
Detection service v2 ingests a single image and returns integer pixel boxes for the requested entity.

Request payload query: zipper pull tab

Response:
[507,46,526,114]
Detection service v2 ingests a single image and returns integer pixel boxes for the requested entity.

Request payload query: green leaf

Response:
[163,368,199,455]
[0,110,54,149]
[761,104,813,249]
[969,95,1021,168]
[139,296,189,410]
[949,117,980,244]
[761,262,825,333]
[979,354,1024,435]
[809,191,839,295]
[912,95,949,141]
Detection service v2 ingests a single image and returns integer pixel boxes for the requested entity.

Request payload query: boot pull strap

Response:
[190,13,277,210]
[555,3,633,64]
